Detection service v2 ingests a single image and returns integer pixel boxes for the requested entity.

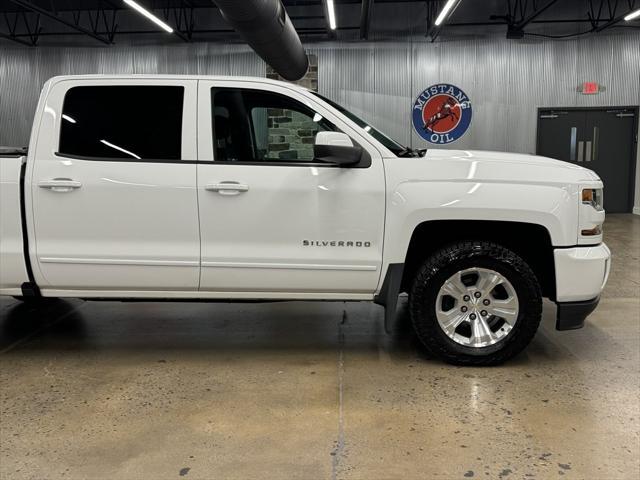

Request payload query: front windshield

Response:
[310,91,421,157]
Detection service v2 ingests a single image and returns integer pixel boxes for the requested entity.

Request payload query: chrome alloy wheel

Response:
[435,267,519,348]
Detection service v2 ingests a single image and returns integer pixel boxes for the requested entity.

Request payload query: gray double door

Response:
[536,107,637,213]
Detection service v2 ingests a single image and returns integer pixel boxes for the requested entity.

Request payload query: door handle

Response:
[577,141,584,162]
[38,178,82,192]
[569,127,577,161]
[205,182,249,195]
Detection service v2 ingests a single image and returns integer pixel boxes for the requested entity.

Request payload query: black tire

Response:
[409,241,542,366]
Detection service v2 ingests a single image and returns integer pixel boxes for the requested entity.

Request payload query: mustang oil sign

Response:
[412,84,472,144]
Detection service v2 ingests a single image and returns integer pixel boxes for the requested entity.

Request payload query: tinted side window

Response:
[211,88,337,163]
[59,86,184,160]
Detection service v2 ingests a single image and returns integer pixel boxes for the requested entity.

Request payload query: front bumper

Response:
[556,296,600,331]
[554,243,611,302]
[554,243,611,330]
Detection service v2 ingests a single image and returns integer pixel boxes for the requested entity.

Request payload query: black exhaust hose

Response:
[212,0,309,81]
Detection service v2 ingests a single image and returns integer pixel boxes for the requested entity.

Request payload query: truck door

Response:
[28,79,200,292]
[196,80,386,296]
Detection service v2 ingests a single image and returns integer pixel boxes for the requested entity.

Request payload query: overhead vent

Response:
[212,0,309,81]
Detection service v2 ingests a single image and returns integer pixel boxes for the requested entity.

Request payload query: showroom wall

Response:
[1,32,638,209]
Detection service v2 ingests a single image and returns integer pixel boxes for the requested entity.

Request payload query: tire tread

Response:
[409,241,542,366]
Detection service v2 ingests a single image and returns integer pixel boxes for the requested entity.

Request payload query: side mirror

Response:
[314,131,362,167]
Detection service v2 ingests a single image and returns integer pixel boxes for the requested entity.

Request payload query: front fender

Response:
[382,179,580,269]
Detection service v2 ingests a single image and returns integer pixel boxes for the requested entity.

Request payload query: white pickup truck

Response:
[0,75,610,365]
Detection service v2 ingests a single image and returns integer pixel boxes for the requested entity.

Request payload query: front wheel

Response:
[409,241,542,366]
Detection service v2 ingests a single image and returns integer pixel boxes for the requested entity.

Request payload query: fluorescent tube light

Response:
[435,0,459,26]
[327,0,337,30]
[624,9,640,21]
[100,139,141,160]
[62,114,76,124]
[124,0,173,33]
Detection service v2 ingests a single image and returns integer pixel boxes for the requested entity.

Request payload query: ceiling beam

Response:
[360,0,374,39]
[593,1,640,32]
[513,0,560,29]
[594,12,628,31]
[0,30,35,46]
[8,0,112,44]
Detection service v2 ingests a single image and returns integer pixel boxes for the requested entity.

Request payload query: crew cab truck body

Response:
[0,75,610,365]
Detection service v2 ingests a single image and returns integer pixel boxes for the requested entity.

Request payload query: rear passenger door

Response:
[29,79,200,292]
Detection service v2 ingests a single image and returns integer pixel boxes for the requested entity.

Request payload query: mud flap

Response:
[373,263,404,334]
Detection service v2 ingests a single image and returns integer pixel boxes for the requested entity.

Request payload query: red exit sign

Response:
[580,82,600,95]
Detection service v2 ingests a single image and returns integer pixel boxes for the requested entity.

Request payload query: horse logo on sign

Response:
[412,84,472,144]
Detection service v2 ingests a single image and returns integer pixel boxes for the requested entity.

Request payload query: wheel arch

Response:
[400,220,556,300]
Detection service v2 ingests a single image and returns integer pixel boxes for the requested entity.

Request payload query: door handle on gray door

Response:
[577,141,584,162]
[205,181,249,195]
[570,127,577,161]
[38,178,82,192]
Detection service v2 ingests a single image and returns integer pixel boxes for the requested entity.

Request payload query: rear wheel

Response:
[409,241,542,366]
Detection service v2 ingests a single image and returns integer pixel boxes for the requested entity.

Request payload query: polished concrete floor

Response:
[1,214,638,480]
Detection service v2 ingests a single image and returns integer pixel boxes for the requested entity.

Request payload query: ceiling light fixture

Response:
[434,0,460,26]
[124,0,173,33]
[624,8,640,21]
[327,0,337,30]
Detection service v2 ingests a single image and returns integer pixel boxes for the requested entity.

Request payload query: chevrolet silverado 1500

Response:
[0,75,611,365]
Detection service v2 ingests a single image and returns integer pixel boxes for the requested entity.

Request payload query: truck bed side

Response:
[0,153,29,294]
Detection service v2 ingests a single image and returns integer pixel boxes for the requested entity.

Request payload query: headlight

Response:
[582,188,603,211]
[578,187,605,244]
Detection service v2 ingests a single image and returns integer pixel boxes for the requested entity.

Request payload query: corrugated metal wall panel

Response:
[1,49,41,147]
[1,32,638,154]
[197,43,231,75]
[474,40,512,151]
[130,46,156,74]
[313,44,377,127]
[99,48,135,75]
[539,40,578,108]
[373,44,412,147]
[575,35,614,108]
[507,40,545,154]
[156,44,199,74]
[608,35,640,107]
[227,47,265,77]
